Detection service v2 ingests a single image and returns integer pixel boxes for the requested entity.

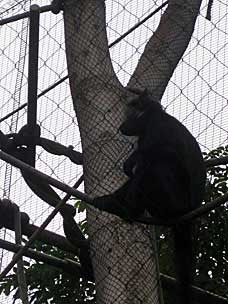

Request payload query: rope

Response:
[0,173,84,280]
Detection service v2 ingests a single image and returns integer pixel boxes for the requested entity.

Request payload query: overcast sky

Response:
[0,0,227,302]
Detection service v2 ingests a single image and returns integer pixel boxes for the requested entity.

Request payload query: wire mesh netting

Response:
[0,0,227,303]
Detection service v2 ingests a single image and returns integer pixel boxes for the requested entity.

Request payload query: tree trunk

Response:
[63,0,202,303]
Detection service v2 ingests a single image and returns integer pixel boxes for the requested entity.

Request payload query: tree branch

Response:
[128,0,203,101]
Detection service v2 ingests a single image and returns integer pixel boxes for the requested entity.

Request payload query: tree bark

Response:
[63,0,202,303]
[128,0,203,100]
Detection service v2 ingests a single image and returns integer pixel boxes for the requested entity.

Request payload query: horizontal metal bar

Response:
[0,199,79,254]
[0,153,86,279]
[1,149,228,227]
[108,1,168,48]
[136,191,228,225]
[161,273,228,304]
[1,237,226,304]
[0,2,167,123]
[0,150,91,203]
[0,5,53,26]
[205,155,228,167]
[0,76,68,124]
[2,238,227,304]
[0,238,80,275]
[177,191,228,223]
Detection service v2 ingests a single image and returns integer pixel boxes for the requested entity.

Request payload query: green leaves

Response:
[0,199,95,303]
[159,145,228,301]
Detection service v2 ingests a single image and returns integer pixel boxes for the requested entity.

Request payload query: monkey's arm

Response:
[92,181,132,220]
[92,164,149,221]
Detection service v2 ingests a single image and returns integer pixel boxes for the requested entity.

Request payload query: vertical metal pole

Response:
[27,4,40,167]
[14,206,29,304]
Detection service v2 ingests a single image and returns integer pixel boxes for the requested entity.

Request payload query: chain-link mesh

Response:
[0,0,227,303]
[0,2,83,303]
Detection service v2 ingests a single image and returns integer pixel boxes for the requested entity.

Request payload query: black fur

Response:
[92,89,206,303]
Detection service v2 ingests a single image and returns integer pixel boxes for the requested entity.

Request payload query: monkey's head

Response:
[119,88,162,136]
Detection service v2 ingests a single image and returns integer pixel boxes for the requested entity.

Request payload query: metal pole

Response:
[0,238,226,304]
[0,5,53,26]
[14,207,29,304]
[0,239,80,275]
[0,175,84,280]
[0,150,228,224]
[0,75,68,124]
[0,2,168,123]
[0,151,92,203]
[108,1,168,48]
[27,5,40,167]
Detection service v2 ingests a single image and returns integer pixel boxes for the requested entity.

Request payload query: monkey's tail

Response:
[173,222,193,304]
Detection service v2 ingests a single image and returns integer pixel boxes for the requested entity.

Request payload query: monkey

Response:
[92,89,206,219]
[89,88,206,304]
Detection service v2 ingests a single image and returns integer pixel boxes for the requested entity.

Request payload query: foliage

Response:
[195,146,228,297]
[26,244,94,303]
[0,146,228,302]
[158,145,228,302]
[0,211,95,303]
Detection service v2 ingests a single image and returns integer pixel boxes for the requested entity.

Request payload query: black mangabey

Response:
[92,89,206,219]
[91,88,206,304]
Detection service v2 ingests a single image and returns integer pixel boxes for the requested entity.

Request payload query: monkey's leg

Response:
[140,160,191,218]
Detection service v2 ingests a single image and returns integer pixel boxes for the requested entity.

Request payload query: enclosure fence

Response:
[0,0,227,303]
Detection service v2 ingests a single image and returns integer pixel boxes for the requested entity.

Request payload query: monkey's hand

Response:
[91,195,132,222]
[123,151,139,177]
